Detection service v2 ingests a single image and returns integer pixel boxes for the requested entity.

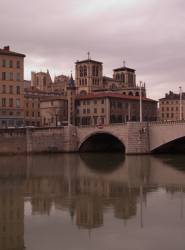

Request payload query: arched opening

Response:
[79,133,125,153]
[152,136,185,154]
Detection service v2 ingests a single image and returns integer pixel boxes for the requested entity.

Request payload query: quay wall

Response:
[0,126,78,155]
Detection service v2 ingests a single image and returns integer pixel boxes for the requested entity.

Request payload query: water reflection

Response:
[0,154,185,250]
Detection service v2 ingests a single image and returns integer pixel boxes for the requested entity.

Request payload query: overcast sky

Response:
[1,0,185,99]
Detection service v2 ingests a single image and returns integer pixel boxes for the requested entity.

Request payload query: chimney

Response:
[4,46,10,51]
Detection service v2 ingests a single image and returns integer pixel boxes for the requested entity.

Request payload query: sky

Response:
[1,0,185,100]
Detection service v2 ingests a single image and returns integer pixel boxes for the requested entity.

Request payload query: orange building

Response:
[0,46,25,127]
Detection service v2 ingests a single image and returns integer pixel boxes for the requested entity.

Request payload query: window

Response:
[101,99,104,104]
[101,108,104,113]
[9,85,13,94]
[16,61,20,68]
[26,111,29,116]
[16,86,20,94]
[2,98,6,107]
[2,85,6,93]
[9,98,13,107]
[87,109,90,114]
[83,109,86,114]
[16,73,20,81]
[10,72,13,81]
[9,60,13,68]
[94,100,97,104]
[2,72,6,80]
[94,108,97,113]
[32,112,34,117]
[16,99,20,108]
[2,59,6,67]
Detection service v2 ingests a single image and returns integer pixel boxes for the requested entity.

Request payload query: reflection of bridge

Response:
[77,121,185,154]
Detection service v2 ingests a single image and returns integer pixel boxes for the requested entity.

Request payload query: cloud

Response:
[1,0,185,99]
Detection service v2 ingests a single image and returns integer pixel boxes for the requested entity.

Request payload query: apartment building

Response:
[0,46,25,127]
[159,91,185,121]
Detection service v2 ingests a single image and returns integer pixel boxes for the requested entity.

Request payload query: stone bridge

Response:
[77,121,185,154]
[1,121,185,154]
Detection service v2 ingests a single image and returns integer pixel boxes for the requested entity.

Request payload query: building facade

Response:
[0,46,25,127]
[24,89,41,126]
[159,91,185,121]
[31,70,53,92]
[75,58,103,95]
[40,96,68,126]
[75,93,157,126]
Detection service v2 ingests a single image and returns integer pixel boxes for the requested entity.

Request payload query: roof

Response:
[76,59,102,64]
[0,46,25,58]
[159,91,185,101]
[113,66,135,72]
[76,92,157,102]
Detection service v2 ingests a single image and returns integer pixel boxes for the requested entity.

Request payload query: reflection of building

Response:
[113,186,138,220]
[0,181,25,250]
[0,46,25,128]
[76,196,103,230]
[159,91,185,121]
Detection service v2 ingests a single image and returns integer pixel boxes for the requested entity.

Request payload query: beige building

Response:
[40,96,68,126]
[159,91,185,121]
[53,74,69,94]
[75,92,157,126]
[31,70,53,92]
[24,88,41,126]
[0,46,25,127]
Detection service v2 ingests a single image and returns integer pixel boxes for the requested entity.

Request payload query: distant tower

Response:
[113,62,136,88]
[75,53,103,95]
[31,70,52,91]
[67,73,76,125]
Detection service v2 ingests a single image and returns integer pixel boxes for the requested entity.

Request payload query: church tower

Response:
[67,74,76,125]
[113,63,136,88]
[75,53,103,95]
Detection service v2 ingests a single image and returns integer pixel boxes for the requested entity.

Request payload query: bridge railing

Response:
[148,120,185,126]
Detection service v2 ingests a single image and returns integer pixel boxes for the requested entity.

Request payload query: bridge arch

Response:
[79,131,125,153]
[151,136,185,154]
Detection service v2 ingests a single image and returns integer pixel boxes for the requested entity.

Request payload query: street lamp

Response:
[140,81,143,122]
[179,86,182,121]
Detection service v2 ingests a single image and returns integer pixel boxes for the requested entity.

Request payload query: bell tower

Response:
[75,53,103,95]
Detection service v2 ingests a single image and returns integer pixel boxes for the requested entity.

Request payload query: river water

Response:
[0,153,185,250]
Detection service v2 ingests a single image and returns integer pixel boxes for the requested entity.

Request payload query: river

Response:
[0,153,185,250]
